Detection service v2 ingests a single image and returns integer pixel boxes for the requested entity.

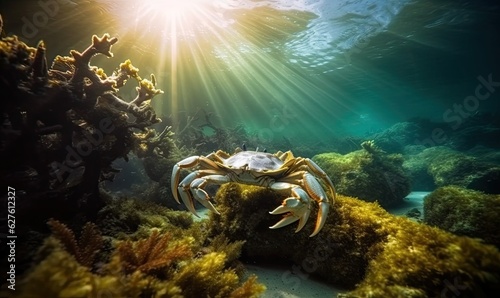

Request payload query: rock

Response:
[424,185,500,248]
[208,183,500,297]
[404,146,500,194]
[313,142,411,208]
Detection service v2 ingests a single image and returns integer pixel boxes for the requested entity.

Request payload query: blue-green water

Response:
[2,0,498,141]
[2,1,500,296]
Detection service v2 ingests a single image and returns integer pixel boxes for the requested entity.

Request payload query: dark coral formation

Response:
[0,29,167,219]
[208,183,500,297]
[366,116,500,154]
[313,140,411,207]
[424,186,500,248]
[0,25,182,277]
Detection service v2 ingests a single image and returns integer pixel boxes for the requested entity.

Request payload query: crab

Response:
[171,149,336,237]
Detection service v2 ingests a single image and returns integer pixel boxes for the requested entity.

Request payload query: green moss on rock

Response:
[424,185,500,248]
[209,183,500,297]
[312,145,410,207]
[96,196,194,238]
[404,146,500,193]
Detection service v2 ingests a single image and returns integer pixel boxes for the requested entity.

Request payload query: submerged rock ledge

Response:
[208,183,500,297]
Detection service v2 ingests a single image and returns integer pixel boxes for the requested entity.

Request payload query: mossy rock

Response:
[209,183,500,297]
[424,186,500,248]
[312,148,411,207]
[96,196,194,238]
[407,146,500,194]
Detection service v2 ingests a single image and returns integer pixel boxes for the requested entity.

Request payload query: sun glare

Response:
[140,0,210,20]
[161,0,205,14]
[121,0,221,37]
[98,0,340,139]
[106,0,227,122]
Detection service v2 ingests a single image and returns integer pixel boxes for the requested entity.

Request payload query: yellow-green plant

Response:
[12,238,122,298]
[47,219,103,268]
[15,209,265,297]
[112,229,193,275]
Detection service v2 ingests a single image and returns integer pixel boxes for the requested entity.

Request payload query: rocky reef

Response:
[313,140,411,207]
[404,146,500,193]
[370,121,422,153]
[208,183,500,297]
[424,185,500,249]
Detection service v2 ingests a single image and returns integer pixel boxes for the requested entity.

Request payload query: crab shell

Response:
[171,149,336,237]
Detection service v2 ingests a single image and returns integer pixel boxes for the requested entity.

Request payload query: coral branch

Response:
[98,59,163,126]
[177,115,196,135]
[71,34,117,67]
[131,75,163,107]
[49,35,163,124]
[47,219,79,259]
[114,59,139,87]
[60,34,118,103]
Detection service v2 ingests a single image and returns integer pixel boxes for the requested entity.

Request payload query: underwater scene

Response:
[1,0,500,297]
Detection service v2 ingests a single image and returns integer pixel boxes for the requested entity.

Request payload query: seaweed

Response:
[8,238,122,298]
[13,224,265,298]
[47,219,103,268]
[112,229,193,275]
[9,195,264,297]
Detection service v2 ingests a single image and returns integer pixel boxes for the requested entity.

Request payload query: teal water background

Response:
[1,0,499,141]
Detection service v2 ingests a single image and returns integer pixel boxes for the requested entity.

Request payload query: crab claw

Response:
[313,201,329,237]
[269,188,311,234]
[171,156,200,204]
[303,173,330,237]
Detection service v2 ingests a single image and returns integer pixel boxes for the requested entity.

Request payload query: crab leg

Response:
[177,172,200,216]
[299,158,337,202]
[315,202,329,236]
[171,156,220,204]
[189,174,231,214]
[303,173,330,236]
[172,156,199,204]
[189,178,218,214]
